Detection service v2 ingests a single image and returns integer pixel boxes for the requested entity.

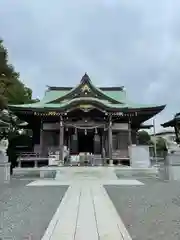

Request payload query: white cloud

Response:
[0,0,180,130]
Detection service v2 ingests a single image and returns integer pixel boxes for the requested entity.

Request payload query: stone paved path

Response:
[2,167,180,239]
[40,182,132,240]
[27,167,143,240]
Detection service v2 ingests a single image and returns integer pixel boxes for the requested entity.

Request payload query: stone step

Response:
[55,167,118,181]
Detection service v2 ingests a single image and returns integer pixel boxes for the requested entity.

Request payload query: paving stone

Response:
[105,180,180,240]
[0,179,68,240]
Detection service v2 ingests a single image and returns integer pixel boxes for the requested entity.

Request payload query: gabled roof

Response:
[43,74,126,104]
[8,73,166,118]
[42,87,126,104]
[46,73,122,104]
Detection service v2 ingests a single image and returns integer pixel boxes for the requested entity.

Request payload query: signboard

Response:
[43,123,59,130]
[112,123,128,130]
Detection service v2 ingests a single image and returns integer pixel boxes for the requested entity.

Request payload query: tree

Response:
[156,137,167,151]
[137,130,151,145]
[0,39,34,109]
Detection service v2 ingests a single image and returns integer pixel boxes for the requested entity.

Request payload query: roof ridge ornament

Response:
[80,73,91,94]
[81,72,91,83]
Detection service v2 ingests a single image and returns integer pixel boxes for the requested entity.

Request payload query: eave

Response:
[9,99,165,112]
[139,124,153,129]
[161,118,176,127]
[161,112,180,127]
[0,119,10,128]
[9,101,165,126]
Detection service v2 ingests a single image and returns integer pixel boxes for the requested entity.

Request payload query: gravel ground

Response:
[105,177,180,240]
[0,179,68,240]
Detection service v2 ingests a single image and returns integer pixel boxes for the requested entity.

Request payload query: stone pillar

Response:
[59,116,64,163]
[0,143,10,182]
[108,116,113,165]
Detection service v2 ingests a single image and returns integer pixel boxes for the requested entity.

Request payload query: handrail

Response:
[17,154,48,168]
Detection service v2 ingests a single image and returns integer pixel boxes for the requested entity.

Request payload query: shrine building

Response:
[9,73,165,165]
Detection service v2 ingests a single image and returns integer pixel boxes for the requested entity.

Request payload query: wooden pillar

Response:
[108,116,113,161]
[175,120,180,143]
[101,130,106,165]
[128,119,132,146]
[135,129,138,144]
[101,131,104,154]
[59,116,64,161]
[117,132,120,149]
[40,120,44,155]
[94,133,101,154]
[68,133,71,151]
[131,129,138,144]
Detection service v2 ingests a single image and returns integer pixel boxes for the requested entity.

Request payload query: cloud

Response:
[0,0,180,130]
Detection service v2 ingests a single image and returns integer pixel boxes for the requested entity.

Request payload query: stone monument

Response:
[0,137,10,183]
[129,145,151,168]
[162,140,180,180]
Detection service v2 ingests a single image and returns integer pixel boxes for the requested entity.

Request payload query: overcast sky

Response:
[0,0,180,131]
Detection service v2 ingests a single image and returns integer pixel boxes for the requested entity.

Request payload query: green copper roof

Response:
[42,90,69,103]
[8,73,166,114]
[101,90,126,102]
[9,98,120,109]
[9,97,163,111]
[41,89,126,104]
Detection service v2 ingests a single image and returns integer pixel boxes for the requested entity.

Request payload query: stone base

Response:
[40,168,57,178]
[58,161,64,166]
[162,153,180,180]
[165,153,180,166]
[0,162,11,183]
[109,159,114,166]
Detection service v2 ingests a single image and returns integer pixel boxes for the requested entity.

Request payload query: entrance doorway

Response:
[78,131,94,153]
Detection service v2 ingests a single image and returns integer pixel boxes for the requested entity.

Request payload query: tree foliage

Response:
[0,39,34,109]
[137,130,151,145]
[156,137,167,151]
